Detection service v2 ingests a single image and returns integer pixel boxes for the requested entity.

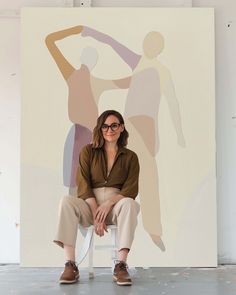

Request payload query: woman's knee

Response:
[60,195,81,208]
[60,195,71,206]
[120,198,140,212]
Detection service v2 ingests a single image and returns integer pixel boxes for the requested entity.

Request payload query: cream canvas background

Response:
[21,7,216,267]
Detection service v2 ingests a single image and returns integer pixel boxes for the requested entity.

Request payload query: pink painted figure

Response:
[45,26,131,195]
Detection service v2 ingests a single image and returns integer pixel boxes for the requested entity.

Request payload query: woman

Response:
[54,110,140,286]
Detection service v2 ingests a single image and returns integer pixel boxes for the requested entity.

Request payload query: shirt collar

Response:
[101,145,126,155]
[117,146,127,155]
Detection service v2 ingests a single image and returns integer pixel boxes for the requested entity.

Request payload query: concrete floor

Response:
[1,264,236,295]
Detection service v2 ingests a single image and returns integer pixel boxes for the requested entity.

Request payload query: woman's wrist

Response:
[109,194,124,206]
[107,198,115,206]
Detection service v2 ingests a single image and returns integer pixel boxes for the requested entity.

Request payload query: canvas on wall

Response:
[21,7,216,267]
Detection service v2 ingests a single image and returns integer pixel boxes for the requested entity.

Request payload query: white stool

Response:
[77,225,118,278]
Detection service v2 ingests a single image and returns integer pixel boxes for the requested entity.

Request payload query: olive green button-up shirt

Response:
[76,144,139,200]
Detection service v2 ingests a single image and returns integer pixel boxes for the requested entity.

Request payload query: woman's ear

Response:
[121,124,125,132]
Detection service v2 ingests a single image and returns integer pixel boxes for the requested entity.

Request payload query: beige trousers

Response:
[54,187,140,251]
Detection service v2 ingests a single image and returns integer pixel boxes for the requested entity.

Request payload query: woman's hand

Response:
[95,200,113,223]
[94,221,108,237]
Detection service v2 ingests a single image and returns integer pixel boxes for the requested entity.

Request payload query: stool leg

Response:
[88,231,94,278]
[111,228,118,272]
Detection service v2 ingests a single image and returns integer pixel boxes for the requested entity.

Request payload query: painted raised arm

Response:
[82,26,141,71]
[45,26,83,80]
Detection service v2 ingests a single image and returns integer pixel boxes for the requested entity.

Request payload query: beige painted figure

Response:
[82,27,186,251]
[45,26,131,194]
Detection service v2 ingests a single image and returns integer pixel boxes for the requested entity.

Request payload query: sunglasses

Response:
[101,123,121,132]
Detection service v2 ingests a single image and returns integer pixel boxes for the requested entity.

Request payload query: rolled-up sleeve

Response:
[119,152,139,199]
[76,145,96,200]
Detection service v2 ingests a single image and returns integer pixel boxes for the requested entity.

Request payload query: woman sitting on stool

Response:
[54,109,140,286]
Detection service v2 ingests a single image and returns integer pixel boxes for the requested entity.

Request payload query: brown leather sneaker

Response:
[113,260,132,286]
[59,261,80,284]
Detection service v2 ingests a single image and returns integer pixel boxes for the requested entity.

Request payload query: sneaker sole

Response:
[113,275,132,286]
[59,275,80,284]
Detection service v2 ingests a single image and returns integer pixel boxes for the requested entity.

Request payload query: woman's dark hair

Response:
[92,110,129,148]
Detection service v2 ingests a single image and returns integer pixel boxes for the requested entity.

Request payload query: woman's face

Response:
[101,115,124,144]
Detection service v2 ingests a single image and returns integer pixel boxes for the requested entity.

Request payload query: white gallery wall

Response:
[0,0,236,264]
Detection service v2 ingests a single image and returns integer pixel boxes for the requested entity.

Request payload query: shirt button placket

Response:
[104,180,108,202]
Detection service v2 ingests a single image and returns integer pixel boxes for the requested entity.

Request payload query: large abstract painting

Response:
[21,8,216,267]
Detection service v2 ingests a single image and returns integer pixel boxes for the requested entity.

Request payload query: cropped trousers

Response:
[54,187,140,251]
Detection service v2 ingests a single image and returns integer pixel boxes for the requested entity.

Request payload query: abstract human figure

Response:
[45,26,131,194]
[82,27,186,251]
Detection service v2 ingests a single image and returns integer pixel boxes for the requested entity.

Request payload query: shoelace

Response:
[65,260,78,271]
[114,260,128,271]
